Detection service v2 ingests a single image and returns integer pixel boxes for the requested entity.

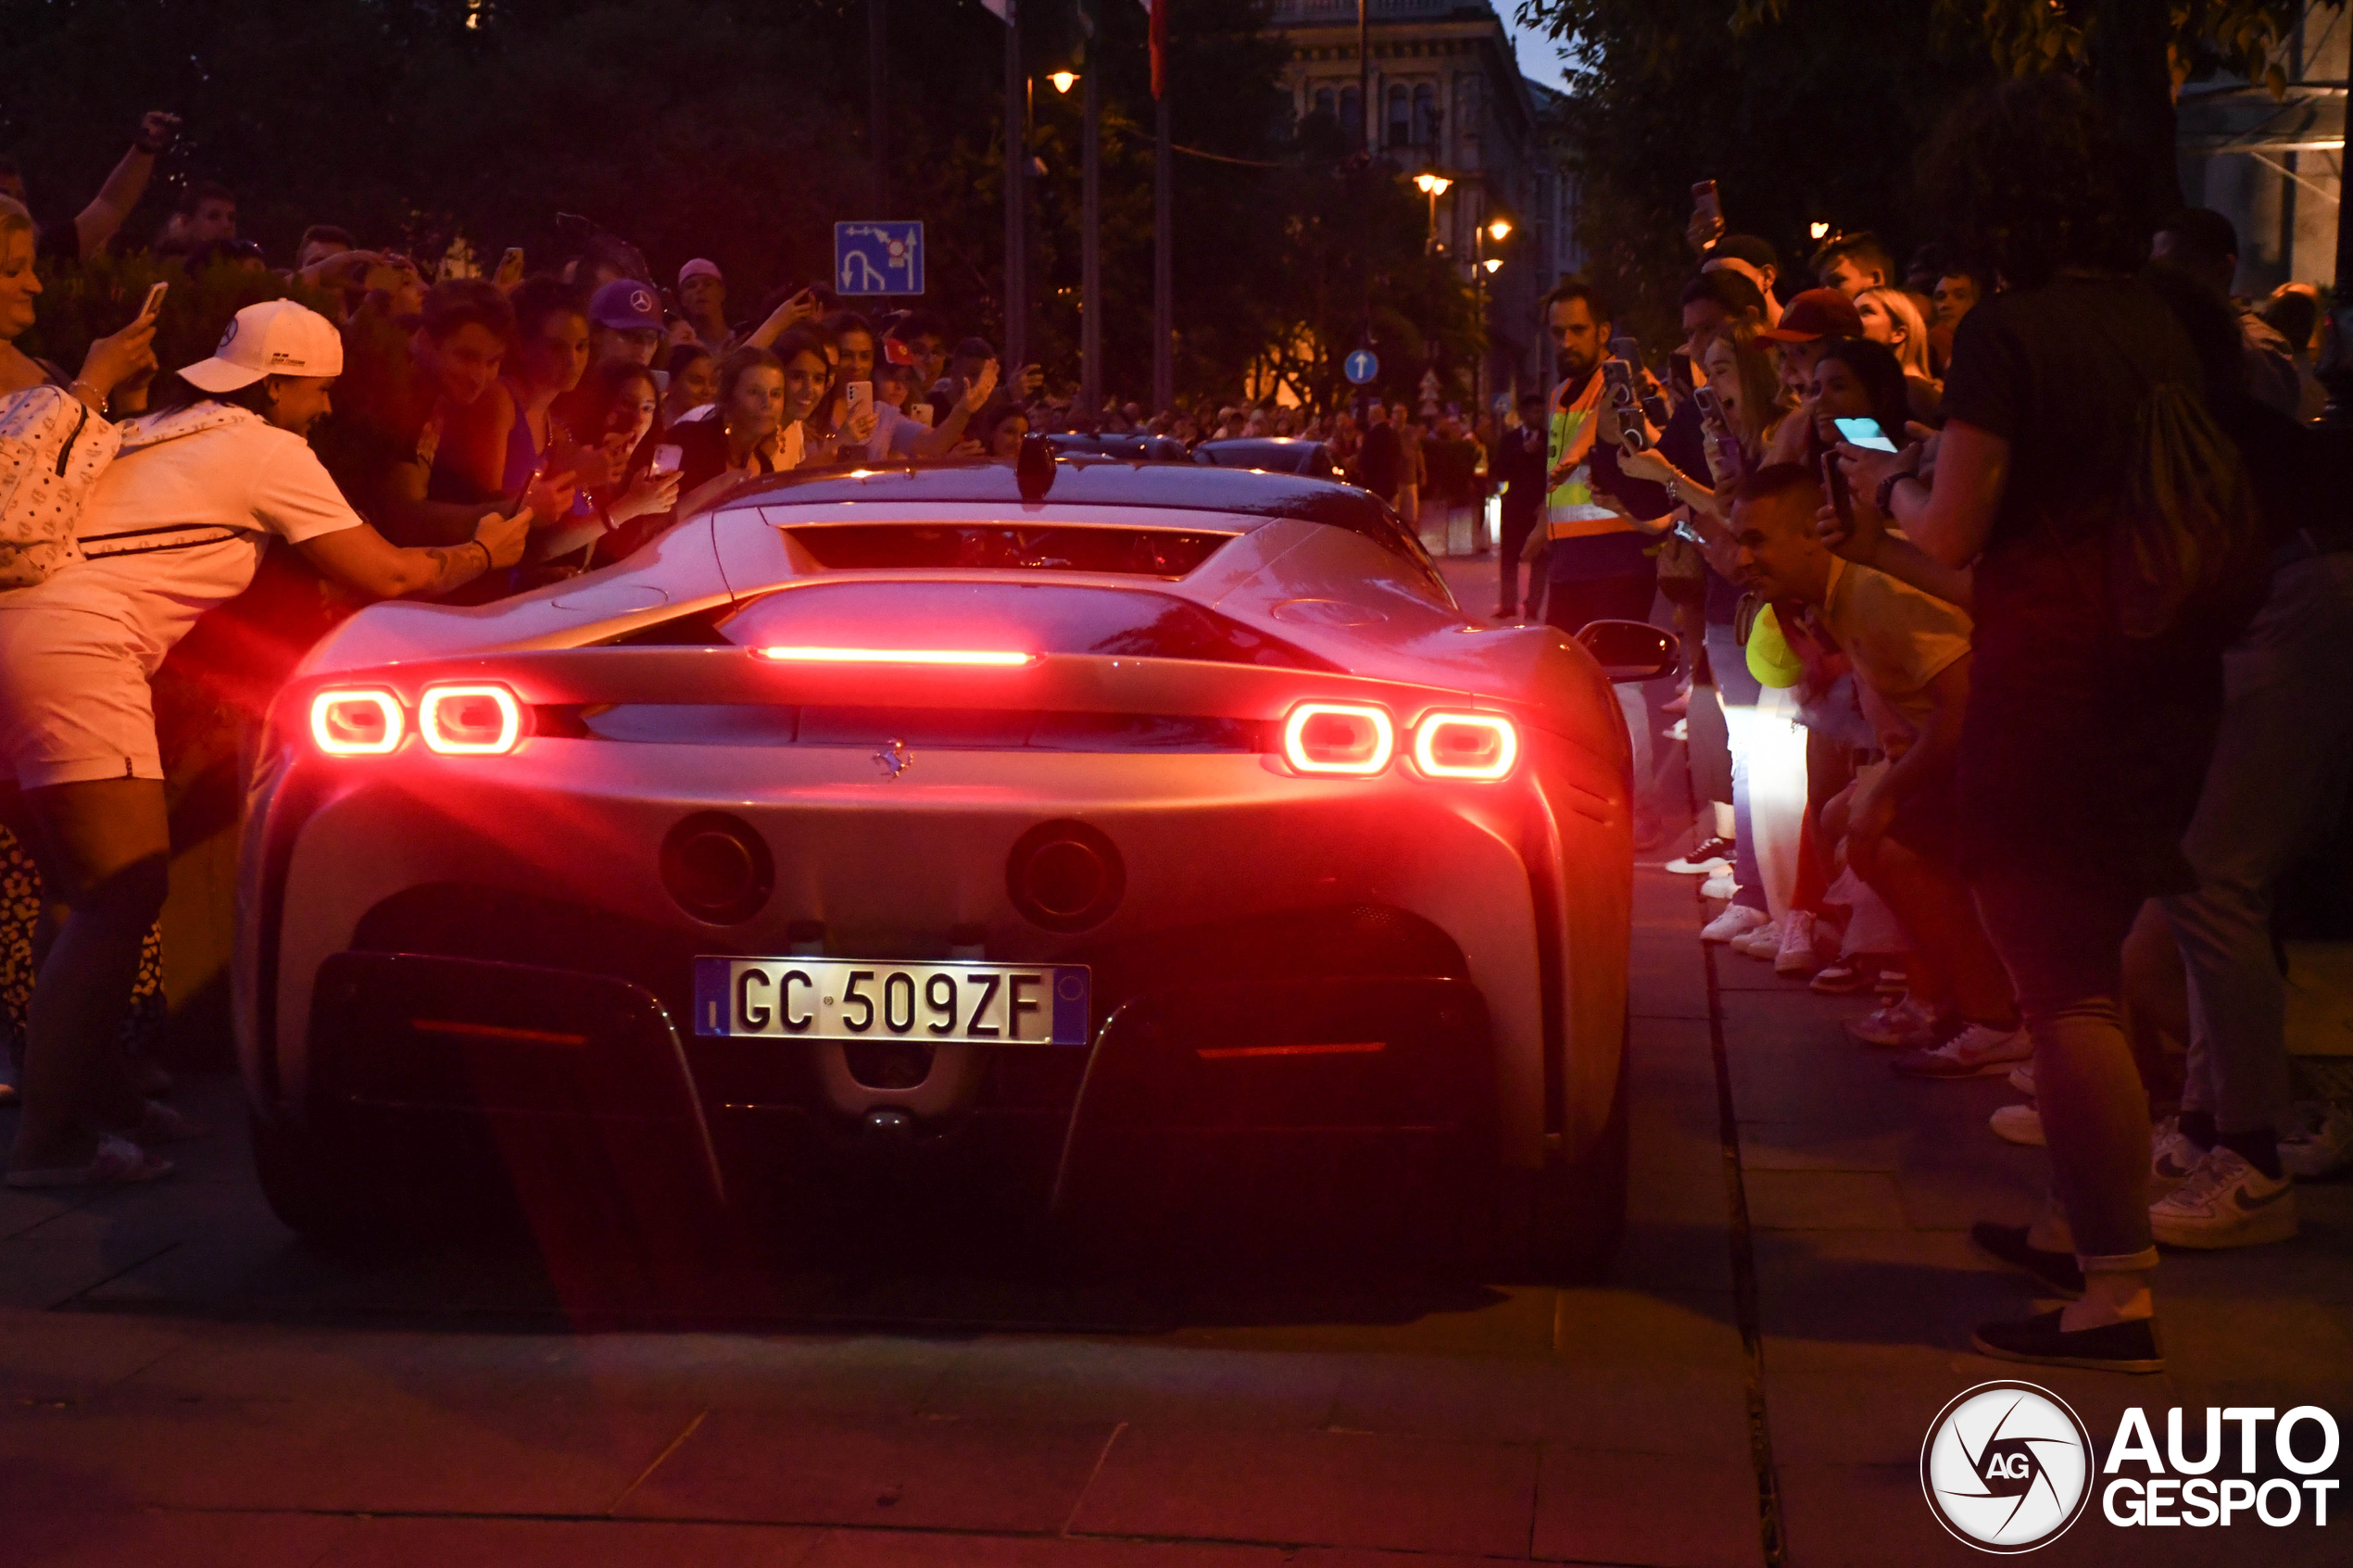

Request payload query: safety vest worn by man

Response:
[1542,369,1632,541]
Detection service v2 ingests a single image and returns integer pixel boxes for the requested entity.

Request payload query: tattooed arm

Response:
[296,508,534,601]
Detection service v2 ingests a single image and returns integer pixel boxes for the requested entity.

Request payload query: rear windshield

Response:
[786,523,1231,578]
[719,581,1339,671]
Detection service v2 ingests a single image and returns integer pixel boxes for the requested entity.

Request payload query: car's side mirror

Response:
[1577,619,1680,684]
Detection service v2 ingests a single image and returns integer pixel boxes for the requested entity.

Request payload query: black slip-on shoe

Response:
[1969,1222,2085,1299]
[1971,1309,2164,1374]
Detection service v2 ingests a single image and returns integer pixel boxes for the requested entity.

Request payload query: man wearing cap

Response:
[676,258,736,356]
[587,279,665,369]
[1757,287,1864,400]
[0,299,530,1190]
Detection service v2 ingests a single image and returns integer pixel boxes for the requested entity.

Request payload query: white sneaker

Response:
[1892,1022,2033,1079]
[2278,1100,2353,1180]
[2007,1062,2035,1098]
[1989,1103,2045,1148]
[1701,904,1770,944]
[1731,918,1784,959]
[1844,994,1937,1048]
[2148,1114,2207,1198]
[1699,873,1738,900]
[1773,909,1824,976]
[2149,1145,2297,1248]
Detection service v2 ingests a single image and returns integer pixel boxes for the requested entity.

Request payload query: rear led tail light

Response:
[419,684,525,755]
[309,689,402,756]
[756,646,1037,667]
[1281,702,1395,776]
[1413,713,1519,780]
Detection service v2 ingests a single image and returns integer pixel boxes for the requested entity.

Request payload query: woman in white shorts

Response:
[1,298,529,1187]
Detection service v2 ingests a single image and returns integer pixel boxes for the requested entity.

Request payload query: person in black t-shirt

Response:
[1491,394,1550,615]
[1831,73,2255,1376]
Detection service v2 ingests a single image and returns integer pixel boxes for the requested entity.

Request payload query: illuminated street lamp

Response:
[1471,212,1513,433]
[1414,171,1452,254]
[1482,257,1502,274]
[1049,69,1078,94]
[1487,216,1513,245]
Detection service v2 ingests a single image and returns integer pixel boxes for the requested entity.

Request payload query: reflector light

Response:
[756,646,1037,667]
[309,689,402,756]
[419,684,524,755]
[1281,701,1395,775]
[1413,713,1519,780]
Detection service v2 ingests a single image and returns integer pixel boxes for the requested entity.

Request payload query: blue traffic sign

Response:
[834,221,925,295]
[1343,348,1379,384]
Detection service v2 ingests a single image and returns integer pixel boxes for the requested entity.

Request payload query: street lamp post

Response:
[1414,171,1452,255]
[1472,215,1510,416]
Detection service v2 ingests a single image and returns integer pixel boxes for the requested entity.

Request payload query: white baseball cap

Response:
[178,298,344,393]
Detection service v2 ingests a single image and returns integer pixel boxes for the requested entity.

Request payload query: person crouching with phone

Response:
[0,301,530,1188]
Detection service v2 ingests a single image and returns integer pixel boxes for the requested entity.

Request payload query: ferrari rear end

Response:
[235,473,1638,1270]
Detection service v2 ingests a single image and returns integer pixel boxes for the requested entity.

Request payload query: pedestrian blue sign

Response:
[1343,348,1379,384]
[834,221,925,295]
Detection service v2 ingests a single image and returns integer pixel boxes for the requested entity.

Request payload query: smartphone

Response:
[1668,348,1693,396]
[140,281,170,319]
[649,443,684,477]
[906,400,934,429]
[498,246,525,274]
[1822,450,1854,531]
[1832,415,1900,453]
[1692,180,1720,224]
[845,381,875,425]
[1609,336,1643,372]
[1600,360,1648,455]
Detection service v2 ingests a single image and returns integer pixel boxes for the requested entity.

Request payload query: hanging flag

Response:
[1146,0,1164,98]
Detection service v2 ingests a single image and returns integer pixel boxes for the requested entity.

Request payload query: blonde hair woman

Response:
[1856,285,1942,420]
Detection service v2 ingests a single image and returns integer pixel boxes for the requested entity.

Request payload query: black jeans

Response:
[1497,505,1541,613]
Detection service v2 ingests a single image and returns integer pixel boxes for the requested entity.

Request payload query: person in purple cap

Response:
[586,278,664,369]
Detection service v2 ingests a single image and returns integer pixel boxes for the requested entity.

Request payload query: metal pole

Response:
[1357,0,1370,154]
[1081,12,1102,416]
[869,0,888,217]
[2324,125,2353,423]
[1152,86,1173,413]
[1004,2,1026,370]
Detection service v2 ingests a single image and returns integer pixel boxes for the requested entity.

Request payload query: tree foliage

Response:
[0,0,1472,408]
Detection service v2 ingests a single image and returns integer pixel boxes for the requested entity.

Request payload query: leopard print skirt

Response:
[1,822,167,1071]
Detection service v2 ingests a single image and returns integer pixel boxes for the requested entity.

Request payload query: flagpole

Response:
[1080,0,1102,419]
[869,0,888,218]
[1003,0,1026,370]
[1151,18,1171,414]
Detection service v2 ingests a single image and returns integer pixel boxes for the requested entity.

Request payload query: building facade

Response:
[2175,0,2343,298]
[1269,0,1579,408]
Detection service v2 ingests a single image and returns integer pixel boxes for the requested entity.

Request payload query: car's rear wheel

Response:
[248,1110,396,1248]
[1499,1018,1630,1282]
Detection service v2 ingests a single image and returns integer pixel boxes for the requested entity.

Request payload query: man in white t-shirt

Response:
[0,299,528,1191]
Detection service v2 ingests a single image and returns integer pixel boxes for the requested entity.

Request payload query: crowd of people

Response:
[1508,73,2352,1374]
[4,82,2352,1378]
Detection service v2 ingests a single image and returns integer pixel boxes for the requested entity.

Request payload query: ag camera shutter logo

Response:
[1921,1382,2093,1552]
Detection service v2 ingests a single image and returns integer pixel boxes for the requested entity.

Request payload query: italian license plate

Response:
[693,957,1090,1045]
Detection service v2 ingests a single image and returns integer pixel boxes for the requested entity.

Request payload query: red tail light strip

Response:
[409,1018,590,1047]
[1195,1040,1387,1060]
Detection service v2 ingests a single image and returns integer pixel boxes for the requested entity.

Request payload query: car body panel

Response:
[237,458,1633,1202]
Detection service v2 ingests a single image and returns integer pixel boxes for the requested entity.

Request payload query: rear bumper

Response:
[299,949,1491,1220]
[239,734,1628,1172]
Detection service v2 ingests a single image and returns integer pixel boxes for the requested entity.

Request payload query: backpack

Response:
[2110,380,2267,643]
[0,384,122,588]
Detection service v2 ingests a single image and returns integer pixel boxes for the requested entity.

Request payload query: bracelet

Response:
[1874,468,1919,518]
[68,379,105,408]
[467,539,493,573]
